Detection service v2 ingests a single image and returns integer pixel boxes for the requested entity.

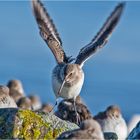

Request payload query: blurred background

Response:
[0,1,140,121]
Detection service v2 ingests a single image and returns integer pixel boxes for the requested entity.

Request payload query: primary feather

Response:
[75,2,125,67]
[32,0,68,64]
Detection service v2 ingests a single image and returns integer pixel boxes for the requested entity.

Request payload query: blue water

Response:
[0,1,140,122]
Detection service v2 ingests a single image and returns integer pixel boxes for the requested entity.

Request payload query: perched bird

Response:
[94,105,128,139]
[0,85,17,108]
[40,103,53,113]
[28,95,42,110]
[7,79,25,102]
[31,0,125,122]
[57,119,104,139]
[17,97,32,110]
[55,96,93,125]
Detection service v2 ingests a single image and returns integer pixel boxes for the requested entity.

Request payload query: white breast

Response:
[98,117,128,139]
[52,71,84,99]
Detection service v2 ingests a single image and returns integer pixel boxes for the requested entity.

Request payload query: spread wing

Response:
[32,0,68,64]
[75,2,125,67]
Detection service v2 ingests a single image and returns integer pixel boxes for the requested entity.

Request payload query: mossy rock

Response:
[0,108,78,139]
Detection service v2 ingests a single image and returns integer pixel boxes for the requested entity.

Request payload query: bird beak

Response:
[57,76,66,95]
[58,74,70,95]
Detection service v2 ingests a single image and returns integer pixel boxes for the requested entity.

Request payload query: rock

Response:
[0,108,78,139]
[127,121,140,139]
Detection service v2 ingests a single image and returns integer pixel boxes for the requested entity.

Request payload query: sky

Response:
[0,1,140,121]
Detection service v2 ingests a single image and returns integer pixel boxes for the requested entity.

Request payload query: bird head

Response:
[58,64,82,95]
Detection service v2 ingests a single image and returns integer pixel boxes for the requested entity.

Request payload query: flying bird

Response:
[31,0,125,123]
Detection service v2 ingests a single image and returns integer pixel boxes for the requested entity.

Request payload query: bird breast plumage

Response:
[52,65,84,99]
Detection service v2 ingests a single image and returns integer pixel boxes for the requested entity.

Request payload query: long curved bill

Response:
[58,79,66,95]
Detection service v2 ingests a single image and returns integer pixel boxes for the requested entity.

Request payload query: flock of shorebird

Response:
[0,80,128,139]
[1,0,138,139]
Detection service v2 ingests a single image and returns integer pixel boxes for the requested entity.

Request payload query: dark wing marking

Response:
[32,0,68,64]
[75,2,125,67]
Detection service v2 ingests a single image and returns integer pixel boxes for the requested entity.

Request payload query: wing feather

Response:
[32,0,68,63]
[75,2,125,67]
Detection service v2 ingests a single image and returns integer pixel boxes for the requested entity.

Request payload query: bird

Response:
[31,0,125,123]
[55,96,93,125]
[28,95,42,111]
[0,85,17,108]
[94,105,128,139]
[17,97,32,110]
[57,119,104,139]
[7,79,25,103]
[40,103,53,113]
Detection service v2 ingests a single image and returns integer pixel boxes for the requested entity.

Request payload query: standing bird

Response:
[94,105,128,139]
[57,119,104,139]
[31,0,125,121]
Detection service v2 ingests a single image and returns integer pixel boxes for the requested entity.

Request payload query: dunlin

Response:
[55,96,93,125]
[40,103,53,113]
[0,85,17,108]
[57,119,104,139]
[17,97,32,110]
[7,79,25,102]
[32,0,125,122]
[28,95,42,110]
[94,105,128,139]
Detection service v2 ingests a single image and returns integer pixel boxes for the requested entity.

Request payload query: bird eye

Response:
[69,73,73,77]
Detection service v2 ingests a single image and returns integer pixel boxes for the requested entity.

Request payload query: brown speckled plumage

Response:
[55,96,93,125]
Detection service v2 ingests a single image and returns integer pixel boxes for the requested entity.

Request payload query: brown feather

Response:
[32,0,68,63]
[75,2,125,66]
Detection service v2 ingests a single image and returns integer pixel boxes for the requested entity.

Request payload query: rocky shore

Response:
[0,79,139,139]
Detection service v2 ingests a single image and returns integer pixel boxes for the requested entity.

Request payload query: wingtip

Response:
[120,1,126,7]
[111,1,126,21]
[117,1,126,11]
[31,0,42,10]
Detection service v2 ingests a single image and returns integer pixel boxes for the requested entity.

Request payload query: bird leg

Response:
[49,99,58,113]
[73,97,81,125]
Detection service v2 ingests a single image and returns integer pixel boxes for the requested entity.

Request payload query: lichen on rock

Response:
[0,108,78,139]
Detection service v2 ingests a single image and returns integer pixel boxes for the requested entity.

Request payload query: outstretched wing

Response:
[75,2,125,67]
[32,0,68,64]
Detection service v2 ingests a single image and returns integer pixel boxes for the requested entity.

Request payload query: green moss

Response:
[13,110,64,140]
